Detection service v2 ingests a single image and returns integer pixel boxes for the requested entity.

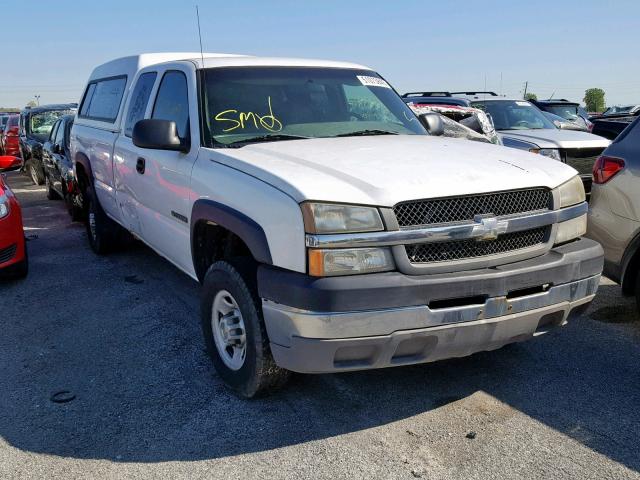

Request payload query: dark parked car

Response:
[402,92,472,107]
[591,112,640,140]
[19,103,77,185]
[41,114,82,220]
[530,100,592,131]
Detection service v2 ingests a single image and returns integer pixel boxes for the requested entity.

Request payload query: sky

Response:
[1,0,638,108]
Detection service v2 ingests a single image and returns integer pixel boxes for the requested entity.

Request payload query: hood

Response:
[205,135,579,206]
[499,128,611,149]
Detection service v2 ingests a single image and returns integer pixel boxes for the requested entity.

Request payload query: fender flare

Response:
[74,152,93,189]
[190,199,273,276]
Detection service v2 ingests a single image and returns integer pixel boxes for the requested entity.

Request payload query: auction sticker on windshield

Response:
[516,101,530,106]
[357,75,391,89]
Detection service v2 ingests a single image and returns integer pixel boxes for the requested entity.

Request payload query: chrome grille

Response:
[405,227,548,263]
[0,244,17,264]
[394,188,552,228]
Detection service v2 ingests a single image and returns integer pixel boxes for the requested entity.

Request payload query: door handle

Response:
[136,157,146,174]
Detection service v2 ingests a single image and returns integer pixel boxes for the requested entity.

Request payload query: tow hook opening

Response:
[429,295,488,310]
[507,283,551,299]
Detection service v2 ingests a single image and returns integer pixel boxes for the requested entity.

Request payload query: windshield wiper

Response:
[222,134,311,148]
[333,129,399,137]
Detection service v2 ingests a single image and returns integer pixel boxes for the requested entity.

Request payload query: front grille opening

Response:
[507,284,550,299]
[429,295,487,310]
[0,244,17,264]
[394,188,552,228]
[406,227,548,264]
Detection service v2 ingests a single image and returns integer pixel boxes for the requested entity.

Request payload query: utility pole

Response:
[522,82,528,99]
[34,95,40,106]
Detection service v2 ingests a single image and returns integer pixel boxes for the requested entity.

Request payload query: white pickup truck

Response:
[71,53,603,397]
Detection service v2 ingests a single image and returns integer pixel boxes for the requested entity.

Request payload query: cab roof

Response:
[88,52,371,81]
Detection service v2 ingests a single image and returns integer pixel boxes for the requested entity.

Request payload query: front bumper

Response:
[0,198,25,270]
[259,238,603,373]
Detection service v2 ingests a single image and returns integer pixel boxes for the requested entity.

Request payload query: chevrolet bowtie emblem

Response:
[473,214,508,241]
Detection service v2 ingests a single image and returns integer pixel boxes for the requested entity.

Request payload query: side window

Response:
[55,120,66,146]
[152,71,189,140]
[65,121,73,150]
[49,121,60,142]
[124,72,157,137]
[80,76,127,122]
[79,83,96,117]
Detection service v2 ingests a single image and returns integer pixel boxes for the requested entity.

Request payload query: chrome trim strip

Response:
[306,202,587,249]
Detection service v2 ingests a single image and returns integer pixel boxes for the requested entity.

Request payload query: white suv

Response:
[71,53,603,397]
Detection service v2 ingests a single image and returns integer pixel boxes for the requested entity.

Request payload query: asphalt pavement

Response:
[1,171,639,479]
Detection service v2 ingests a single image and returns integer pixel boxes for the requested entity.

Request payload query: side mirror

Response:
[54,143,63,154]
[132,119,188,152]
[418,113,445,136]
[0,156,22,172]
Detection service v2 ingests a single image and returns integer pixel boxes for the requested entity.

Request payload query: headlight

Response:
[0,195,9,219]
[555,214,587,245]
[530,148,561,161]
[308,247,394,276]
[555,175,586,208]
[301,202,384,234]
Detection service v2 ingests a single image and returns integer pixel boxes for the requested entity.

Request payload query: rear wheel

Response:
[27,160,45,186]
[635,270,640,315]
[45,176,60,200]
[201,260,289,397]
[85,186,130,254]
[63,183,84,222]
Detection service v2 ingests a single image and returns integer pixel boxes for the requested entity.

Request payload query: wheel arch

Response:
[620,229,640,295]
[191,199,272,283]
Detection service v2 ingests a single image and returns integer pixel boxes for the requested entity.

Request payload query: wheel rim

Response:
[211,290,247,371]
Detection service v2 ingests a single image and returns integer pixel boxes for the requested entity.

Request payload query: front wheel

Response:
[201,260,289,397]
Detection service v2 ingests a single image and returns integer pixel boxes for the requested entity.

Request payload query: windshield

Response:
[471,100,556,130]
[544,104,581,121]
[29,110,73,138]
[202,67,426,146]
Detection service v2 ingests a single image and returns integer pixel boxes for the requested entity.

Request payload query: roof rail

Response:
[450,91,498,96]
[402,91,452,98]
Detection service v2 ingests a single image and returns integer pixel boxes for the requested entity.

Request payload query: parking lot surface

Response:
[1,171,639,480]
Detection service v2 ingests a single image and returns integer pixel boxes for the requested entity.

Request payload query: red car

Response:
[1,115,21,157]
[0,155,28,278]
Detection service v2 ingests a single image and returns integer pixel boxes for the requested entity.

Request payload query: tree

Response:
[584,88,605,113]
[524,92,537,101]
[25,100,37,108]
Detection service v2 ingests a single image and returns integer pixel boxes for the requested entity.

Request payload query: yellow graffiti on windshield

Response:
[214,96,283,133]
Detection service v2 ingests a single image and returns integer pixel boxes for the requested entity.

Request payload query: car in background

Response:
[592,105,640,119]
[587,117,640,312]
[0,112,20,154]
[42,114,82,220]
[408,103,501,144]
[0,155,28,279]
[591,109,640,140]
[530,99,592,131]
[460,93,610,194]
[402,92,472,107]
[0,115,20,156]
[19,103,77,185]
[542,111,589,132]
